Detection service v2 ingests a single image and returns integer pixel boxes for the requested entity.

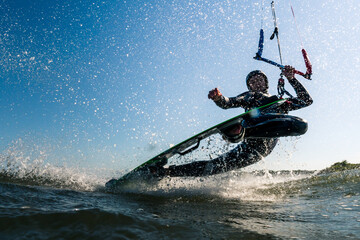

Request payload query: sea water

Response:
[0,158,359,240]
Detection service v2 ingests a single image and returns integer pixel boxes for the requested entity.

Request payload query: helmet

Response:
[246,70,268,91]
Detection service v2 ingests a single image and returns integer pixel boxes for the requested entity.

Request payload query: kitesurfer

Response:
[155,65,312,177]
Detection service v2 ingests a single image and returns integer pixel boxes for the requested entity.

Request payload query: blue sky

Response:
[1,0,359,171]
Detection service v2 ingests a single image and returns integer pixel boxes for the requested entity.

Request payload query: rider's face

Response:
[248,75,267,92]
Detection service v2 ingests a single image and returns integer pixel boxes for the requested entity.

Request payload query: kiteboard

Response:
[105,99,286,190]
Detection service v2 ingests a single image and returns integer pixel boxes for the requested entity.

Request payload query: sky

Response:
[0,0,360,172]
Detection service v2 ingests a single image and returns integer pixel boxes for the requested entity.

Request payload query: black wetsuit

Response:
[167,77,313,177]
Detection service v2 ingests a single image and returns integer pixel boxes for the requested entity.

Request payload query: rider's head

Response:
[246,70,269,93]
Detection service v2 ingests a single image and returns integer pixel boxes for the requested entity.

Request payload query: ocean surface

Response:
[0,160,359,240]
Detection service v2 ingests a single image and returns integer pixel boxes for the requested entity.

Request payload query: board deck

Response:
[105,99,286,189]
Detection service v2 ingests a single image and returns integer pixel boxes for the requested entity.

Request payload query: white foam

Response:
[144,170,312,201]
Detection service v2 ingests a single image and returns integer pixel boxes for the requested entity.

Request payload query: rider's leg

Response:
[167,138,278,177]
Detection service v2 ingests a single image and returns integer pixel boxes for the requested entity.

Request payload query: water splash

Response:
[0,139,114,191]
[113,169,313,202]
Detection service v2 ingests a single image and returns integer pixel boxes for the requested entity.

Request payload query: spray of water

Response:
[0,139,114,191]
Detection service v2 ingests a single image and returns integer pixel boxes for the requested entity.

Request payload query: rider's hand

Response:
[282,65,295,80]
[208,88,222,101]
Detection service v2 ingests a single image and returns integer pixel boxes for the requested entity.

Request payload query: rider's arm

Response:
[282,66,313,111]
[214,92,254,110]
[288,77,313,105]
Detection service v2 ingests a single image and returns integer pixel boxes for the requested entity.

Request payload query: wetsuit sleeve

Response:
[284,77,313,111]
[214,92,255,110]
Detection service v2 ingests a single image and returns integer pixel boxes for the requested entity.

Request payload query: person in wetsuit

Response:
[156,65,312,177]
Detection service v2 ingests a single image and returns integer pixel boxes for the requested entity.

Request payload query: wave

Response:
[250,169,360,200]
